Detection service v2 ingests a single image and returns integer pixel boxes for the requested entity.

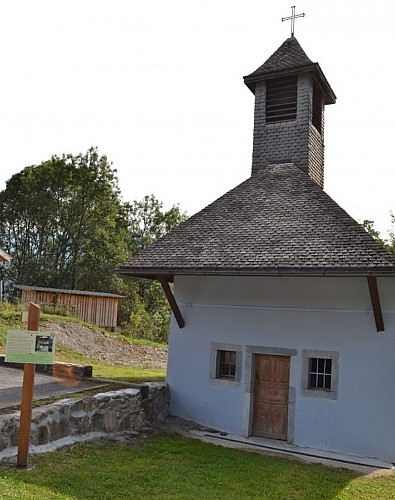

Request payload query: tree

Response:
[0,152,187,341]
[126,194,187,253]
[362,217,395,255]
[118,195,187,341]
[388,213,395,255]
[0,147,131,293]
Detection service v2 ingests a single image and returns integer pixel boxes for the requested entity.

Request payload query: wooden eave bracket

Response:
[159,278,185,329]
[367,277,384,332]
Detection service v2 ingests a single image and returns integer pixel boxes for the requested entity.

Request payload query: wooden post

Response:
[367,277,385,333]
[17,302,40,468]
[159,279,185,329]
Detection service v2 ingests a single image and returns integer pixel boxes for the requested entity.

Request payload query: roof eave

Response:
[14,284,126,299]
[243,63,336,104]
[118,267,395,279]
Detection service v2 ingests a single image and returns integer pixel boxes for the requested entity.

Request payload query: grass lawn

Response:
[0,433,394,499]
[55,344,165,383]
[88,362,165,383]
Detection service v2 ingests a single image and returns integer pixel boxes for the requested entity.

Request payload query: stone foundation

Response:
[0,383,168,453]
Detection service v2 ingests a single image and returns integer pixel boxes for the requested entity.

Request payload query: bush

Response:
[120,296,170,343]
[40,303,74,317]
[0,301,25,323]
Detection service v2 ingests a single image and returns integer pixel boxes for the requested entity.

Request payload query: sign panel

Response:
[5,330,56,364]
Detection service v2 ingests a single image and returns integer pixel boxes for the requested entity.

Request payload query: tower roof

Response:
[248,37,313,75]
[244,37,336,104]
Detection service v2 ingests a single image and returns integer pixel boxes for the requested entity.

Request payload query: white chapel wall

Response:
[166,275,395,462]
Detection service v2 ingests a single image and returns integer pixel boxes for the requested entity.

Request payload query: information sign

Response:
[5,330,56,364]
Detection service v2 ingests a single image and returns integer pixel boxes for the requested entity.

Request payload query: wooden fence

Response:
[14,285,125,329]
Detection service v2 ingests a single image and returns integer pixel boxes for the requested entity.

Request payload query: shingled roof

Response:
[119,164,395,278]
[243,37,336,104]
[246,37,313,77]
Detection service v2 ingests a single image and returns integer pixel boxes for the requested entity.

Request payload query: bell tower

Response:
[243,37,336,187]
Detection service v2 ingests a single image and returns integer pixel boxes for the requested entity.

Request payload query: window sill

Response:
[301,387,338,400]
[209,378,241,389]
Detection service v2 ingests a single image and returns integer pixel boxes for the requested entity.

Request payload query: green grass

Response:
[55,343,165,383]
[0,433,394,499]
[0,303,25,345]
[89,363,165,382]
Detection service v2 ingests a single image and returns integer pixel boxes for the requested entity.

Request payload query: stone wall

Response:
[0,383,168,453]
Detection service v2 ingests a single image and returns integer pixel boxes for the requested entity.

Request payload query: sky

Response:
[1,0,394,236]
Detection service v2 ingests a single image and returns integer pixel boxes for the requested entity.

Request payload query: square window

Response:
[210,343,242,387]
[308,357,332,391]
[217,350,237,379]
[302,350,339,400]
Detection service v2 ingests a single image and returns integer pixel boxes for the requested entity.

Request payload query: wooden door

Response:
[252,354,290,440]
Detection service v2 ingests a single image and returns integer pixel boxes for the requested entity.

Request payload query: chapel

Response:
[119,34,395,464]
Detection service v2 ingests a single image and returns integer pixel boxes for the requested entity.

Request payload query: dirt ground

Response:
[44,319,168,370]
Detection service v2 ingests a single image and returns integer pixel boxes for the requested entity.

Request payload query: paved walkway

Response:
[190,430,393,471]
[0,365,104,409]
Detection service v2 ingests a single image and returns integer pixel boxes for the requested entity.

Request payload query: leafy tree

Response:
[126,195,187,253]
[0,147,131,293]
[362,217,395,255]
[388,213,395,255]
[0,150,187,341]
[119,195,187,342]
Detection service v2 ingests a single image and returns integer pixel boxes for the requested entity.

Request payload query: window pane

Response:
[218,350,236,379]
[309,373,317,388]
[308,358,333,390]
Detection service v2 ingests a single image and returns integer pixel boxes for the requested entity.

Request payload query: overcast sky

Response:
[1,0,394,235]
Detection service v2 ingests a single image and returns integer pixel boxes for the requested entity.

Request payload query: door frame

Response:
[242,346,297,442]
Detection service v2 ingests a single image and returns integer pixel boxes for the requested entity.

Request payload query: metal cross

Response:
[282,6,305,38]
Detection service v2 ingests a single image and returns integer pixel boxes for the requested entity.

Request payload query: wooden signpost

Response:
[17,302,40,468]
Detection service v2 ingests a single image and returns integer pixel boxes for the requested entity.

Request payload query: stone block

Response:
[50,418,71,441]
[31,425,49,445]
[104,411,118,433]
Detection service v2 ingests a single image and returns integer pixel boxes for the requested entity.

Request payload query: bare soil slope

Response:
[44,319,168,370]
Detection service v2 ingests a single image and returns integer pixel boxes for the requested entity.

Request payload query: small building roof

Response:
[118,164,395,279]
[14,285,125,299]
[243,37,336,104]
[0,249,11,262]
